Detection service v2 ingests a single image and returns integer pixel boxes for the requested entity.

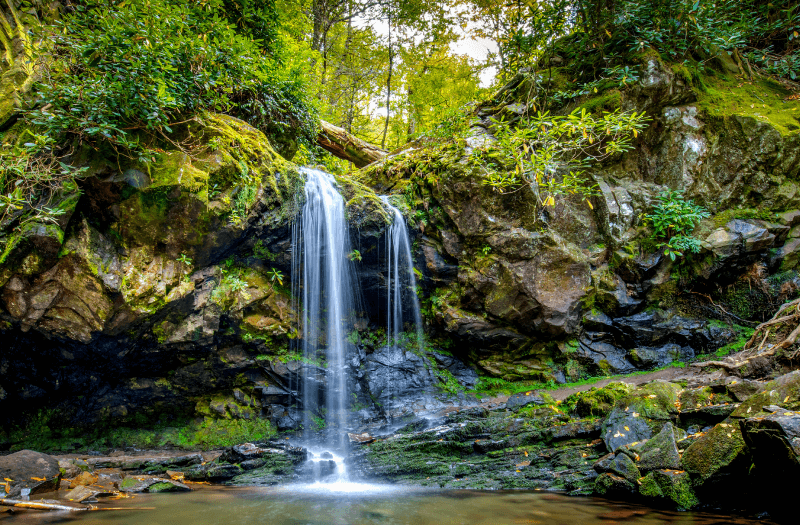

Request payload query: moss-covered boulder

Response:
[594,472,635,495]
[639,469,698,510]
[564,381,633,418]
[637,422,681,471]
[601,381,682,451]
[681,418,748,483]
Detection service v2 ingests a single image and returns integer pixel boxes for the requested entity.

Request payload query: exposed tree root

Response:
[693,298,800,372]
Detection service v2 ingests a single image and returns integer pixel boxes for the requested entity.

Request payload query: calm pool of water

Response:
[0,485,776,525]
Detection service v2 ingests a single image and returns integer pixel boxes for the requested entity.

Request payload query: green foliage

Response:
[28,0,312,159]
[348,249,363,262]
[643,190,710,260]
[478,109,649,209]
[253,240,277,260]
[267,267,284,285]
[310,415,326,430]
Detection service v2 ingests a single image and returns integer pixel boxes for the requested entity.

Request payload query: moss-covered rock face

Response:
[0,110,395,432]
[681,417,748,482]
[0,1,58,127]
[362,55,800,381]
[1,113,298,341]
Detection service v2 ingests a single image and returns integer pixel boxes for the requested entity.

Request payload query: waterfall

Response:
[292,167,358,452]
[381,197,424,353]
[289,170,425,488]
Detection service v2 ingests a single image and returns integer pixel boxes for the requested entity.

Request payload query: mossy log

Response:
[317,120,387,168]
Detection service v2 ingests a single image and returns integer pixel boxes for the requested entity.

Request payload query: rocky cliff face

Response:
[361,56,800,382]
[0,112,393,436]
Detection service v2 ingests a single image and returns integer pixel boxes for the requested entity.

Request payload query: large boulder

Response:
[0,450,61,496]
[637,422,681,471]
[681,418,748,484]
[740,412,800,479]
[601,381,681,451]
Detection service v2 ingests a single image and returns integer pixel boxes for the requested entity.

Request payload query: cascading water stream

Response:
[292,167,358,455]
[381,197,425,354]
[289,171,425,489]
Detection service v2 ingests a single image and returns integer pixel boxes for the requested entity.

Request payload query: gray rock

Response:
[778,210,800,226]
[0,450,61,495]
[505,391,546,410]
[184,462,244,481]
[610,451,641,483]
[638,422,681,471]
[704,228,742,257]
[740,412,800,475]
[777,238,800,269]
[602,407,653,452]
[726,219,774,252]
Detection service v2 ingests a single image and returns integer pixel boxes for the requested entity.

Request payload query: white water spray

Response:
[381,197,425,353]
[292,168,358,452]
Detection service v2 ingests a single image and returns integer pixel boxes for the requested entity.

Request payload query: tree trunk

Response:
[381,10,393,149]
[317,120,387,168]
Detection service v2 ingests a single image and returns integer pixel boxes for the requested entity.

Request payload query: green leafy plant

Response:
[643,190,710,260]
[348,249,362,262]
[478,109,649,209]
[268,268,284,286]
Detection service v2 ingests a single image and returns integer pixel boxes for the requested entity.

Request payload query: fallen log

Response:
[0,498,89,511]
[317,120,387,168]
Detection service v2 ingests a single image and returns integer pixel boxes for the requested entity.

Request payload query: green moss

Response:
[562,382,633,418]
[578,89,622,114]
[697,73,800,137]
[336,174,391,229]
[712,207,776,228]
[713,324,755,357]
[638,472,664,497]
[681,418,746,481]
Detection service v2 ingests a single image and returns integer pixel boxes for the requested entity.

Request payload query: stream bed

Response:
[1,486,776,525]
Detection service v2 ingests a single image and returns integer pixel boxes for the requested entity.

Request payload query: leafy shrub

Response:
[28,0,314,159]
[644,190,709,260]
[478,108,650,209]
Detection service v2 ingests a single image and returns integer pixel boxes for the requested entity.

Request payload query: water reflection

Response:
[1,487,776,525]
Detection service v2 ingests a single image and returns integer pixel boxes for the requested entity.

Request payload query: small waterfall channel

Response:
[290,169,423,490]
[381,197,425,354]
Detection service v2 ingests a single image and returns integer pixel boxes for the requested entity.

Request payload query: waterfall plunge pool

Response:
[0,485,776,525]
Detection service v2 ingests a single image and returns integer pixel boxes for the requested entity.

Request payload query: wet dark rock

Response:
[184,462,244,481]
[594,472,635,495]
[0,450,61,496]
[221,443,277,463]
[740,412,800,477]
[637,423,681,471]
[724,378,762,402]
[602,407,654,451]
[359,345,478,419]
[396,418,433,434]
[639,470,698,509]
[549,420,602,440]
[146,480,192,493]
[505,391,546,410]
[119,476,189,493]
